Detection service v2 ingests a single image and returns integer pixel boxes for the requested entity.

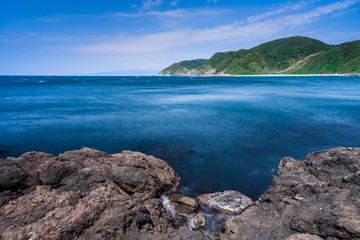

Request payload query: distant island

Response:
[158,36,360,76]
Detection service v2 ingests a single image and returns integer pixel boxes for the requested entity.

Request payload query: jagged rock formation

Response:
[0,148,206,240]
[1,147,360,239]
[222,147,360,240]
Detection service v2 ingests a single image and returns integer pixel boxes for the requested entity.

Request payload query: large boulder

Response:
[221,147,360,240]
[0,152,54,206]
[109,150,178,198]
[35,148,179,198]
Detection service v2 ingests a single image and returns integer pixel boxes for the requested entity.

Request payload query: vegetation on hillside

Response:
[158,36,360,75]
[283,40,360,74]
[159,59,207,75]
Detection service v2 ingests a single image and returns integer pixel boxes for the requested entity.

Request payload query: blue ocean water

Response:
[1,75,360,200]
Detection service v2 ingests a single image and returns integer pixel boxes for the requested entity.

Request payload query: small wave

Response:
[161,194,232,236]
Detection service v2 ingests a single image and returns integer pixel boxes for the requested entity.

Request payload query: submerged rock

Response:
[198,190,253,215]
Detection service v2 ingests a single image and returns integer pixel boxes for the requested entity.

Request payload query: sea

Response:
[1,75,360,200]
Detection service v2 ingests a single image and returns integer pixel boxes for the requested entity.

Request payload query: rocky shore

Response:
[1,147,359,239]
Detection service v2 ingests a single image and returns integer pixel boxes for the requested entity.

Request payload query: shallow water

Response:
[1,75,360,200]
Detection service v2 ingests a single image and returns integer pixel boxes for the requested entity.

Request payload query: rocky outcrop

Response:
[222,147,360,240]
[1,147,360,240]
[0,148,207,240]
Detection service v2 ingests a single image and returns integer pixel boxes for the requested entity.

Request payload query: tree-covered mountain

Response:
[159,59,207,76]
[281,40,360,74]
[158,36,360,76]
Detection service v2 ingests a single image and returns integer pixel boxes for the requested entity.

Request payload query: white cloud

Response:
[141,0,164,11]
[140,0,181,11]
[116,8,232,19]
[72,0,360,53]
[170,0,180,6]
[72,21,277,53]
[278,0,360,26]
[331,6,359,17]
[247,2,305,23]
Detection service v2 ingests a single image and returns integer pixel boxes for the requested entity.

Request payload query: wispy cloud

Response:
[0,32,75,43]
[72,0,360,53]
[170,0,180,6]
[247,2,305,23]
[140,0,217,11]
[331,7,359,17]
[140,0,181,11]
[141,0,164,11]
[278,0,360,26]
[115,8,233,19]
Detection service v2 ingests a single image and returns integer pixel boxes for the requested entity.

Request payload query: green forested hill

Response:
[158,36,360,75]
[159,59,207,76]
[282,40,360,74]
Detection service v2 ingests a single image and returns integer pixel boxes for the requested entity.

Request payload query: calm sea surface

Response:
[1,76,360,199]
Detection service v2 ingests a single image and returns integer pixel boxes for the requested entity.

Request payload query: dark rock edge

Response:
[0,147,359,240]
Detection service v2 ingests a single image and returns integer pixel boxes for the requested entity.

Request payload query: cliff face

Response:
[0,147,359,240]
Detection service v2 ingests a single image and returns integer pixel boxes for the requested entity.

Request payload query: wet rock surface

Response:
[1,147,360,239]
[198,190,254,215]
[190,214,207,230]
[169,193,198,215]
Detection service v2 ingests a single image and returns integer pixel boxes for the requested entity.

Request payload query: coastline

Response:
[156,73,360,77]
[1,147,359,239]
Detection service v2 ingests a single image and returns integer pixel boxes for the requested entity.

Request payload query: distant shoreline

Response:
[1,73,359,77]
[156,73,360,77]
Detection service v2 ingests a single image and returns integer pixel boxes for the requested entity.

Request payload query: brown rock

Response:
[168,193,198,215]
[2,147,359,239]
[0,151,54,206]
[169,193,198,209]
[0,148,207,240]
[221,147,360,240]
[109,150,178,198]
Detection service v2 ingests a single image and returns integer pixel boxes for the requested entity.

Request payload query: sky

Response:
[1,0,360,75]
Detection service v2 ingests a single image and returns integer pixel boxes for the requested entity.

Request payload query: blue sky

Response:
[1,0,360,75]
